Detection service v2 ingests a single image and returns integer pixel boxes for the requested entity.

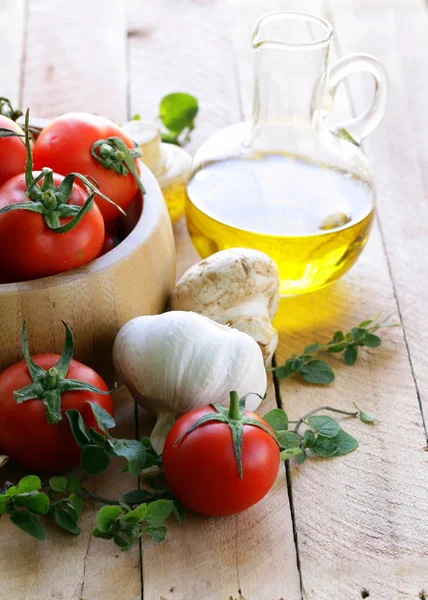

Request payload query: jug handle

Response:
[318,54,388,145]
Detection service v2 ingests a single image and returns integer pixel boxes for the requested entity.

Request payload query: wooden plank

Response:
[128,1,301,598]
[329,0,428,430]
[0,2,143,599]
[0,0,26,105]
[21,0,128,123]
[254,0,428,597]
[127,0,242,155]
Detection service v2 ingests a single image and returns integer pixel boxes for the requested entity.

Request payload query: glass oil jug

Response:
[185,12,388,296]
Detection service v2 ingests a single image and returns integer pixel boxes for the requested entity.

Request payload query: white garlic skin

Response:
[113,311,266,416]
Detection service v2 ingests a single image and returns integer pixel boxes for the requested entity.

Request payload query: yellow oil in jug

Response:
[185,154,374,296]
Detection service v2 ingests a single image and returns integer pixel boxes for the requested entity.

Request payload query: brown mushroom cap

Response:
[172,248,280,320]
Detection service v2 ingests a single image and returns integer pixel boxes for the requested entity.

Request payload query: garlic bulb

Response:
[113,311,266,452]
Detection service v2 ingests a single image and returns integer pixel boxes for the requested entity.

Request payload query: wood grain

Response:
[21,0,128,122]
[0,0,26,106]
[329,0,428,432]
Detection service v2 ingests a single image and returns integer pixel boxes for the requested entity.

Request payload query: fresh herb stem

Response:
[293,406,358,435]
[80,487,172,507]
[272,313,399,385]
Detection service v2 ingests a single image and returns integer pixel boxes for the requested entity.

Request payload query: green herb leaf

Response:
[66,409,91,448]
[123,490,155,504]
[93,527,114,540]
[87,428,107,446]
[172,501,186,523]
[274,359,301,379]
[331,330,344,342]
[280,447,303,460]
[66,475,81,493]
[54,508,80,534]
[296,448,307,464]
[81,445,111,475]
[276,431,301,450]
[89,402,115,433]
[144,526,167,543]
[358,319,374,327]
[303,429,316,448]
[263,409,288,432]
[329,429,358,456]
[327,342,348,353]
[121,504,148,524]
[310,436,338,458]
[353,402,375,424]
[301,360,335,384]
[344,346,358,366]
[0,496,8,515]
[15,476,41,494]
[159,93,198,137]
[69,493,84,516]
[359,410,375,424]
[363,333,382,348]
[307,416,340,438]
[14,492,50,515]
[351,327,365,341]
[112,440,146,478]
[49,476,68,493]
[10,510,46,540]
[144,500,173,528]
[96,506,123,533]
[304,343,320,354]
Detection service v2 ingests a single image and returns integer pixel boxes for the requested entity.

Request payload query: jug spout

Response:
[251,12,333,129]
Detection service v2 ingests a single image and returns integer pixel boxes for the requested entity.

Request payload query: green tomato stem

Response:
[44,368,58,390]
[228,391,241,420]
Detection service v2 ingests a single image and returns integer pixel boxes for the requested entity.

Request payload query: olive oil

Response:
[185,155,374,296]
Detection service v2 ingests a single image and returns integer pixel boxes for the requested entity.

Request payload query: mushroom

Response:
[171,248,280,366]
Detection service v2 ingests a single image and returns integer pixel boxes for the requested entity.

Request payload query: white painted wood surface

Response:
[0,0,427,598]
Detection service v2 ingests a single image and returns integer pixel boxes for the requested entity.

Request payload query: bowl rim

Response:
[0,160,168,294]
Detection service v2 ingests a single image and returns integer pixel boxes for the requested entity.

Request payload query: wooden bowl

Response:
[0,161,175,382]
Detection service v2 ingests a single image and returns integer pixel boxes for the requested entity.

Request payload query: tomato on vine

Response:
[33,113,145,222]
[0,111,121,283]
[0,321,114,472]
[162,392,280,516]
[0,115,28,187]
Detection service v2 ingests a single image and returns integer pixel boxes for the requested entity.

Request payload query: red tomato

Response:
[101,233,119,256]
[163,405,280,516]
[0,116,28,187]
[0,172,104,283]
[105,218,119,236]
[33,113,141,222]
[0,354,113,472]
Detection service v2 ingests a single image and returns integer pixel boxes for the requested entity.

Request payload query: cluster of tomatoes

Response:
[0,110,144,284]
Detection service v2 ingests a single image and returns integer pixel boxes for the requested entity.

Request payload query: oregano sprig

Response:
[272,313,399,385]
[264,403,375,464]
[0,405,180,550]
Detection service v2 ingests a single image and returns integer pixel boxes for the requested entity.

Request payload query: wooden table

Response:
[1,0,428,598]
